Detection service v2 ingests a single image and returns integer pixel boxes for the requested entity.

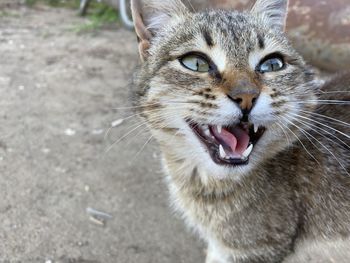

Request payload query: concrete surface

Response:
[0,4,204,262]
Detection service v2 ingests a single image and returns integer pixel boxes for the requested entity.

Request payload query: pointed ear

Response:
[251,0,289,31]
[131,0,188,62]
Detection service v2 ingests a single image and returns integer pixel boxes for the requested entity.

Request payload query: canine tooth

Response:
[203,127,210,137]
[219,144,226,158]
[254,124,259,133]
[217,125,222,133]
[242,144,253,158]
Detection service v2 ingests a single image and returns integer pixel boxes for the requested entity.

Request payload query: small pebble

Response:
[55,167,67,173]
[92,129,104,135]
[89,216,105,226]
[64,128,76,136]
[86,207,112,219]
[111,119,124,127]
[42,148,51,154]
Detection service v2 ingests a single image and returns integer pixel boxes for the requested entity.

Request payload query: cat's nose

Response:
[228,88,259,111]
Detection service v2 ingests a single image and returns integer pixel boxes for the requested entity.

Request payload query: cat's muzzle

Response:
[187,120,265,166]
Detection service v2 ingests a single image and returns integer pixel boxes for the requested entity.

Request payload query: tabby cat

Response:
[130,0,350,262]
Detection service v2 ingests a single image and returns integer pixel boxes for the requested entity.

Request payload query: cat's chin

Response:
[195,155,260,181]
[186,119,266,168]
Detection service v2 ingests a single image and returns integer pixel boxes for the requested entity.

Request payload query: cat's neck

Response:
[163,146,301,204]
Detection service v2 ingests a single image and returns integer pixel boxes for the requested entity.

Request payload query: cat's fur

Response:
[130,0,350,262]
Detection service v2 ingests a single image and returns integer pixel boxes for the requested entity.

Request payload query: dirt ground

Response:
[0,3,204,262]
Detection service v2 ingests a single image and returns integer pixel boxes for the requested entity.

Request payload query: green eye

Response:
[180,55,210,72]
[257,57,285,73]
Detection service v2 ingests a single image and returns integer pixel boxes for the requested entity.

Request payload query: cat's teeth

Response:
[254,124,259,133]
[242,144,253,158]
[219,144,226,159]
[217,125,222,133]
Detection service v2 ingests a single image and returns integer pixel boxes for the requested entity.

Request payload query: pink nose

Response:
[231,92,259,111]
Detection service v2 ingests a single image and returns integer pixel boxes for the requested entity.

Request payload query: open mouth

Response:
[188,120,266,166]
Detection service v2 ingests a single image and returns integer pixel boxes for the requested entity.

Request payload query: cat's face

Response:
[132,0,317,179]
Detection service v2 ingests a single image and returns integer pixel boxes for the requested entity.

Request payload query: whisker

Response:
[133,119,186,159]
[285,113,350,150]
[109,96,206,127]
[105,121,150,153]
[125,124,151,146]
[104,103,190,141]
[315,90,350,94]
[111,99,198,111]
[287,112,350,140]
[291,100,350,105]
[134,133,154,159]
[104,126,113,140]
[281,116,349,176]
[299,110,350,128]
[184,0,196,12]
[275,120,292,146]
[112,104,182,123]
[112,102,160,110]
[277,116,320,164]
[105,110,188,151]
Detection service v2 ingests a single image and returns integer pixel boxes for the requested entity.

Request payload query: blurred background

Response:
[0,0,349,262]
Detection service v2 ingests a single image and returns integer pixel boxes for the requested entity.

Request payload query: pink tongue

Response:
[212,126,250,156]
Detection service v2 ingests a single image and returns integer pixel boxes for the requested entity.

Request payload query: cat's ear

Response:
[131,0,188,61]
[251,0,289,31]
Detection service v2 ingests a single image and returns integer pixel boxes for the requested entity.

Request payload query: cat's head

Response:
[131,0,317,179]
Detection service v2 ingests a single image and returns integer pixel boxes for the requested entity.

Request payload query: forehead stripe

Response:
[257,33,265,49]
[203,29,214,47]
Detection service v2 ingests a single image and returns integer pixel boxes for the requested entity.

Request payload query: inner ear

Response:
[131,0,153,61]
[130,0,189,61]
[251,0,289,31]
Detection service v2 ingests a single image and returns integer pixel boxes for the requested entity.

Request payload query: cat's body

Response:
[166,74,350,263]
[130,0,350,262]
[165,76,350,262]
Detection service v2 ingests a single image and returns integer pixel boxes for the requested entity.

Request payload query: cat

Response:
[130,0,350,262]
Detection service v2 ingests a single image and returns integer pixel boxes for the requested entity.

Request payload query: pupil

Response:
[272,61,277,70]
[268,59,281,71]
